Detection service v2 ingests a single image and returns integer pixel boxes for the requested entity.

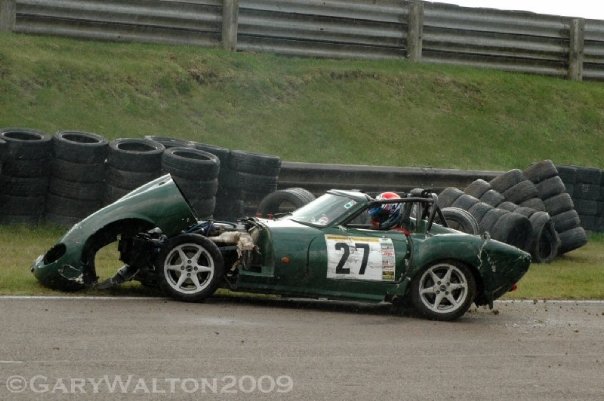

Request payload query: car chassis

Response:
[32,175,530,321]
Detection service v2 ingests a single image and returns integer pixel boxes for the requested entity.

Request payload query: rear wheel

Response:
[157,234,224,302]
[410,261,476,321]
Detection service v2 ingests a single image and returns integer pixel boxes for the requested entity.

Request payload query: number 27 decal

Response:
[334,242,370,275]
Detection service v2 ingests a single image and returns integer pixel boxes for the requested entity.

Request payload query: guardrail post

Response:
[0,0,16,32]
[222,0,239,51]
[568,18,585,81]
[407,0,424,61]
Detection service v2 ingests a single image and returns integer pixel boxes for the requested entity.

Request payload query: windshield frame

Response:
[287,191,369,228]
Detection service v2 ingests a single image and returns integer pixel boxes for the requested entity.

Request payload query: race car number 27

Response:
[325,235,395,281]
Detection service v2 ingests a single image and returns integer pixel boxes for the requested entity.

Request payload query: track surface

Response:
[1,297,603,400]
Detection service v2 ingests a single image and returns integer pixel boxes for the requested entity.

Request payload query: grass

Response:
[1,33,604,170]
[0,33,603,298]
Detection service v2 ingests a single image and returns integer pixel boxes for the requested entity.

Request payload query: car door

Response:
[306,225,410,302]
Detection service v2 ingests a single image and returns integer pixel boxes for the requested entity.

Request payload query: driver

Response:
[368,192,410,235]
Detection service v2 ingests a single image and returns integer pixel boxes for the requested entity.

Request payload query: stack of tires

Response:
[437,188,534,254]
[219,150,282,219]
[104,138,165,204]
[557,165,600,232]
[0,128,52,225]
[524,160,588,254]
[46,131,108,226]
[161,147,220,218]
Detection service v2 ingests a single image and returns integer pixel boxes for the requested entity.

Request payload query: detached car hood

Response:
[32,175,197,290]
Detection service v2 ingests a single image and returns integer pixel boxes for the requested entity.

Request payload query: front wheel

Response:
[410,261,476,321]
[157,234,224,302]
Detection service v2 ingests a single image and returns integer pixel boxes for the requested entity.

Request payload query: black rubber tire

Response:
[437,187,464,208]
[0,128,52,160]
[237,172,279,194]
[51,158,106,183]
[564,184,575,196]
[575,167,601,185]
[189,197,216,217]
[161,147,220,180]
[214,198,244,220]
[574,199,598,216]
[464,179,491,199]
[557,227,588,255]
[480,189,505,207]
[489,169,525,193]
[514,206,539,218]
[103,184,132,205]
[491,212,532,251]
[409,261,476,321]
[524,160,558,184]
[144,135,190,149]
[257,188,315,217]
[528,212,560,263]
[1,158,51,178]
[0,138,6,162]
[536,176,567,200]
[519,198,546,211]
[440,207,480,234]
[502,180,539,204]
[0,194,45,215]
[107,138,165,172]
[556,165,577,185]
[467,202,492,223]
[478,208,508,234]
[451,194,480,211]
[574,183,601,201]
[106,167,161,190]
[498,201,519,212]
[53,131,108,163]
[46,193,101,218]
[172,177,219,199]
[0,213,42,225]
[544,193,574,215]
[0,175,48,196]
[551,209,582,233]
[156,234,225,302]
[284,187,316,204]
[48,177,105,201]
[229,149,281,176]
[187,142,231,168]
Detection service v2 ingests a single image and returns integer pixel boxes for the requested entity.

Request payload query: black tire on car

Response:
[409,261,476,321]
[440,207,480,234]
[107,138,165,172]
[156,234,225,302]
[53,131,108,163]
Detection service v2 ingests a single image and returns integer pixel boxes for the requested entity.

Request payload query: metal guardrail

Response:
[278,161,501,195]
[0,0,603,80]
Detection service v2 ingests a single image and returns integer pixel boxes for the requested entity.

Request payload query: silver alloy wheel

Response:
[163,243,215,294]
[418,263,469,314]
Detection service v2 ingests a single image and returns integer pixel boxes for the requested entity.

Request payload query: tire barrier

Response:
[104,138,165,205]
[161,147,220,218]
[46,131,108,226]
[524,161,588,255]
[557,164,604,234]
[0,128,52,224]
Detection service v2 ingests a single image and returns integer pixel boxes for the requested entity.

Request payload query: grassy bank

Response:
[1,33,604,170]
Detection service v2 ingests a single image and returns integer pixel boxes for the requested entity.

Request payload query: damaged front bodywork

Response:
[31,175,197,290]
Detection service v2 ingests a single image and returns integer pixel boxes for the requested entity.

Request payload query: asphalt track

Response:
[1,296,603,401]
